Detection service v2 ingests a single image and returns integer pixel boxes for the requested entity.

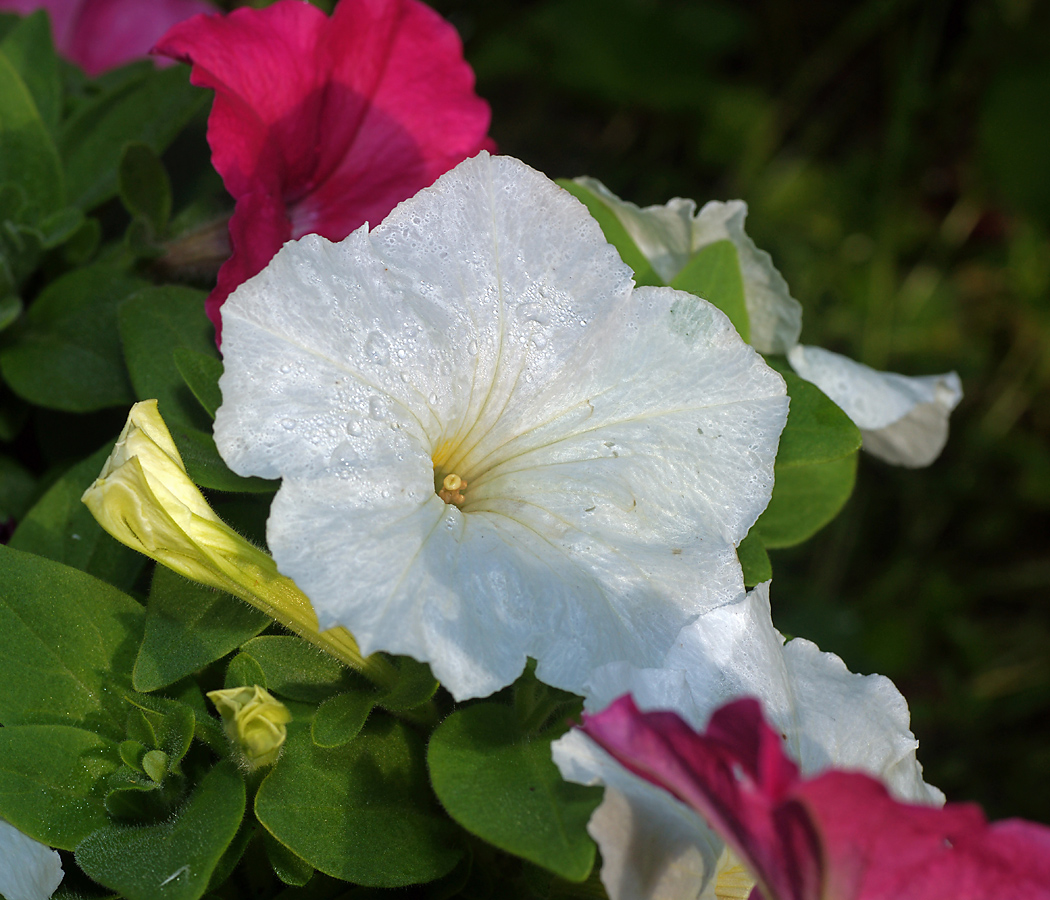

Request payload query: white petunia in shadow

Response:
[215,152,788,701]
[552,582,942,900]
[573,178,962,468]
[0,819,62,900]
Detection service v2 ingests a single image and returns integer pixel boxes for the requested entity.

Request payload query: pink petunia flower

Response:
[0,0,214,76]
[154,0,493,343]
[581,695,1050,900]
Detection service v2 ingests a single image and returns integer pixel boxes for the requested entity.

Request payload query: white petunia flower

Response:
[572,178,962,468]
[787,344,963,468]
[552,582,942,900]
[0,819,63,900]
[214,153,788,701]
[574,177,803,355]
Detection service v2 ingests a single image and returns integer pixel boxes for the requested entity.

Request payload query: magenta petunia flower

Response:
[0,0,213,76]
[154,0,493,343]
[581,695,1050,900]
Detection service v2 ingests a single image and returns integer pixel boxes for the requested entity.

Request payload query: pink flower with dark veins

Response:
[154,0,493,343]
[580,695,1050,900]
[0,0,213,76]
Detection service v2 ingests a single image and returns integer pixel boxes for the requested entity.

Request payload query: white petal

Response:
[572,179,803,354]
[573,176,698,283]
[217,153,788,700]
[552,731,721,900]
[787,344,963,467]
[691,201,802,354]
[0,820,63,900]
[559,583,942,900]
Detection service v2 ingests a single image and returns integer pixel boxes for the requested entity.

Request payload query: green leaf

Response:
[311,691,375,748]
[0,724,122,849]
[118,142,172,234]
[76,761,246,900]
[9,443,147,592]
[239,636,363,704]
[264,831,315,887]
[134,567,269,692]
[124,692,196,769]
[0,46,63,214]
[0,545,144,739]
[0,293,21,332]
[174,347,224,419]
[0,12,60,138]
[61,63,207,211]
[0,453,34,520]
[427,703,602,881]
[769,361,862,466]
[256,720,461,887]
[141,749,169,783]
[225,652,267,691]
[670,239,749,342]
[737,528,771,587]
[756,451,858,549]
[118,284,216,430]
[557,179,662,286]
[169,421,278,493]
[0,265,144,411]
[376,656,439,713]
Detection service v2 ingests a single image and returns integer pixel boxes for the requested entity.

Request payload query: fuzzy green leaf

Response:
[311,691,375,748]
[76,761,246,900]
[670,239,749,342]
[756,451,858,548]
[9,443,147,592]
[0,545,144,739]
[174,348,223,419]
[428,703,601,881]
[0,724,122,850]
[118,142,172,234]
[238,636,363,704]
[256,720,461,887]
[134,567,269,692]
[0,265,144,411]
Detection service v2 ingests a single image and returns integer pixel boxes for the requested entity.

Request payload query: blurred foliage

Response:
[419,0,1050,822]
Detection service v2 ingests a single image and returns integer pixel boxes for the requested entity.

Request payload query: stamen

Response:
[438,473,468,506]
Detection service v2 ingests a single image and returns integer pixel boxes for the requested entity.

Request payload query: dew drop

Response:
[467,340,479,355]
[365,331,390,364]
[281,418,295,431]
[346,421,362,436]
[428,392,439,406]
[445,515,456,529]
[397,348,407,359]
[368,398,385,420]
[279,363,292,374]
[530,335,548,350]
[381,489,391,499]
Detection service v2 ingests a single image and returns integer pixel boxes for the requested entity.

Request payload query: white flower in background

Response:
[0,819,63,900]
[787,344,963,468]
[574,177,803,355]
[575,178,962,468]
[215,152,788,701]
[552,582,942,900]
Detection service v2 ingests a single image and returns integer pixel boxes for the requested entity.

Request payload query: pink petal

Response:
[798,772,1050,900]
[0,0,213,75]
[154,0,330,200]
[288,0,492,239]
[208,188,290,342]
[582,696,822,900]
[582,696,1050,900]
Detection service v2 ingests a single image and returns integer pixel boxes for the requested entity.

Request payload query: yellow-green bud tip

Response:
[207,685,291,770]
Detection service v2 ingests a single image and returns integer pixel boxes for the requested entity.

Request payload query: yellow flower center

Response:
[438,472,468,506]
[714,847,755,900]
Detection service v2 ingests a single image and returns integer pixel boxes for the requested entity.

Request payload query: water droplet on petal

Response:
[365,331,390,364]
[369,398,385,420]
[428,392,439,406]
[346,421,362,436]
[467,340,479,355]
[280,363,292,374]
[281,418,295,431]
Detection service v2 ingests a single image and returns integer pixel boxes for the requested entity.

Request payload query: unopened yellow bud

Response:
[82,401,398,690]
[207,685,291,770]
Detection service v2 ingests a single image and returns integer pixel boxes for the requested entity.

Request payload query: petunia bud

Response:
[208,685,291,770]
[83,401,397,689]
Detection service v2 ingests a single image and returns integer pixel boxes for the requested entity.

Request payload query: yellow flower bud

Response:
[207,685,291,770]
[82,401,398,690]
